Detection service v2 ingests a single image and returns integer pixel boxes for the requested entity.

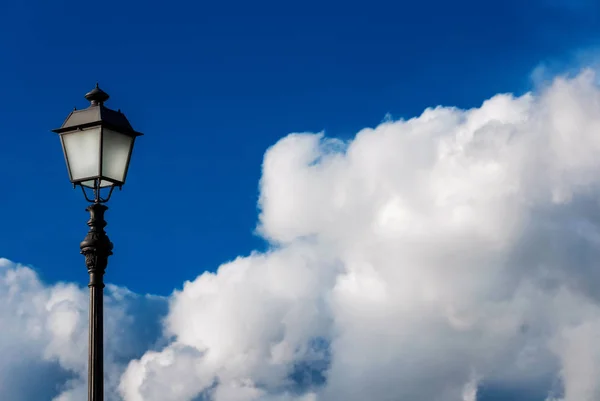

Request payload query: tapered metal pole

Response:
[80,203,113,401]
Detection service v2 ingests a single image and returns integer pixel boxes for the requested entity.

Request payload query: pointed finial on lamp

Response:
[85,84,110,106]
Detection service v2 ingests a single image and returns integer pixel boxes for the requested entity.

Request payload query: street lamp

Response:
[52,84,143,401]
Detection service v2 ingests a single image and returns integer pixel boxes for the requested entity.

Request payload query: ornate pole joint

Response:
[80,203,113,287]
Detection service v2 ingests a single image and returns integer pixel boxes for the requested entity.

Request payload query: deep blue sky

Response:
[0,0,598,295]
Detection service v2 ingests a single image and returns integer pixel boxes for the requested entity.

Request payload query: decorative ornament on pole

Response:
[80,203,113,282]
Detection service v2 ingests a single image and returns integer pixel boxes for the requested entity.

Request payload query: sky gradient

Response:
[0,0,598,294]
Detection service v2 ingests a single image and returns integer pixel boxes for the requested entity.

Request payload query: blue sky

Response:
[1,0,598,295]
[3,1,600,400]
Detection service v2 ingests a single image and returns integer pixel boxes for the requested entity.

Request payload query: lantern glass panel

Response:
[102,128,134,183]
[80,179,114,188]
[61,127,101,181]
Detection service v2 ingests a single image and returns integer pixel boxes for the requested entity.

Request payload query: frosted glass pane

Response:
[62,128,101,181]
[102,129,133,183]
[81,180,113,188]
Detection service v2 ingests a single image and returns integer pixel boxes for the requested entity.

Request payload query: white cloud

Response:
[7,69,600,400]
[0,258,167,401]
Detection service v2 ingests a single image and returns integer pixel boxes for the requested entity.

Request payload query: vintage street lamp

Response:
[52,84,142,401]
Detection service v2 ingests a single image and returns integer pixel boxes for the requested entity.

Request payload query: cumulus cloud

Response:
[0,258,168,401]
[7,69,600,401]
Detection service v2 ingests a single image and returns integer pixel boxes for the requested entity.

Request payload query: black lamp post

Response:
[52,84,143,401]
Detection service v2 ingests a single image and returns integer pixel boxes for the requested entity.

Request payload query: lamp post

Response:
[52,84,143,401]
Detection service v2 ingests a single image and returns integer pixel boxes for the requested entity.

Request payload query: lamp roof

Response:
[52,84,142,136]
